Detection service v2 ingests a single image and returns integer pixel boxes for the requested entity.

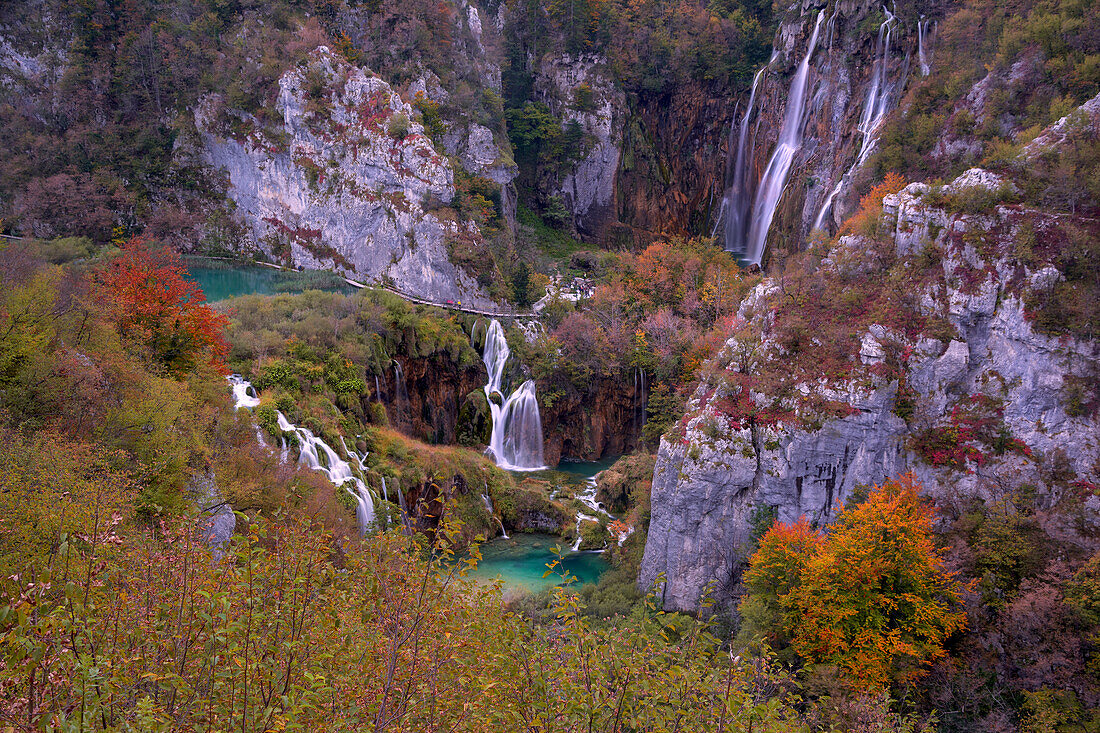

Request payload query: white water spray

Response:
[917,17,933,76]
[479,320,547,471]
[715,65,767,254]
[813,7,900,232]
[227,375,376,534]
[743,12,825,266]
[229,374,261,409]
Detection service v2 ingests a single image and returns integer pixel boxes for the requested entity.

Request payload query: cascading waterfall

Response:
[228,375,377,534]
[812,7,900,232]
[743,11,825,266]
[480,319,547,471]
[571,475,617,551]
[229,375,261,409]
[714,65,767,254]
[633,367,648,431]
[276,412,376,533]
[342,437,384,528]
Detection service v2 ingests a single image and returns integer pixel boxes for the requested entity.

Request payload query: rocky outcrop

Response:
[538,370,651,465]
[640,163,1100,612]
[534,53,626,240]
[388,354,486,445]
[196,46,497,307]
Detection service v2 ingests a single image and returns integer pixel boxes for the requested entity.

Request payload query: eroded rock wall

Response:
[640,162,1100,612]
[197,46,498,307]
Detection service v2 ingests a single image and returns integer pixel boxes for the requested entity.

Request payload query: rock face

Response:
[540,376,644,465]
[640,162,1100,612]
[723,0,946,260]
[196,46,496,307]
[534,53,625,240]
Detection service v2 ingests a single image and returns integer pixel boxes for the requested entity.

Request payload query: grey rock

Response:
[640,164,1100,612]
[196,46,498,307]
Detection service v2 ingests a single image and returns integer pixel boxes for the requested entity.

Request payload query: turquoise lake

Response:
[465,533,609,594]
[187,265,355,302]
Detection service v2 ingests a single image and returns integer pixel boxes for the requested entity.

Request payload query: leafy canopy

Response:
[741,475,967,689]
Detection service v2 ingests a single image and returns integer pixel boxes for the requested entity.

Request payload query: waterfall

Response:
[812,7,900,233]
[572,475,611,552]
[374,374,382,402]
[342,437,384,528]
[229,374,261,409]
[228,375,377,534]
[481,491,508,538]
[479,319,547,471]
[714,65,767,254]
[743,11,825,266]
[276,412,376,533]
[918,17,933,76]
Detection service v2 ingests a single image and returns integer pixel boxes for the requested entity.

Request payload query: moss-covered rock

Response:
[456,389,492,447]
[596,453,656,515]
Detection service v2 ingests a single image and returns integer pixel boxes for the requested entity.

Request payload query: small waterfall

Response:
[813,7,900,233]
[392,361,409,426]
[571,475,611,552]
[229,374,261,409]
[481,491,508,538]
[393,476,409,533]
[715,65,767,254]
[342,437,384,528]
[276,412,376,533]
[479,320,547,471]
[743,11,825,266]
[374,374,382,402]
[918,17,933,76]
[633,367,648,433]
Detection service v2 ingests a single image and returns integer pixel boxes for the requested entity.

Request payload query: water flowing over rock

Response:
[714,65,768,255]
[741,12,825,265]
[479,319,547,471]
[195,46,496,307]
[917,16,934,77]
[813,6,901,232]
[229,375,377,534]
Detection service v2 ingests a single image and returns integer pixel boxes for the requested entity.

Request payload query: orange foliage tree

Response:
[92,239,229,376]
[741,475,967,689]
[838,172,907,238]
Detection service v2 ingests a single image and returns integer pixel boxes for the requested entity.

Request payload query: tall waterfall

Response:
[480,319,547,471]
[228,375,376,534]
[743,11,825,266]
[812,7,900,232]
[918,17,933,77]
[714,65,767,254]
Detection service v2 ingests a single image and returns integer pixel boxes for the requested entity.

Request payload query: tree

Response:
[92,238,229,376]
[512,261,531,306]
[741,475,967,689]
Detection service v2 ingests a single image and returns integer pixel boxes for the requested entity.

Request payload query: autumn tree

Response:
[92,238,229,376]
[740,475,967,689]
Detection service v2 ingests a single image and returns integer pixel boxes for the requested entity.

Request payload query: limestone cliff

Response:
[533,52,626,241]
[640,148,1100,612]
[196,46,498,307]
[719,0,947,262]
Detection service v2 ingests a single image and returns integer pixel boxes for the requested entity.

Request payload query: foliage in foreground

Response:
[0,494,817,732]
[739,476,968,691]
